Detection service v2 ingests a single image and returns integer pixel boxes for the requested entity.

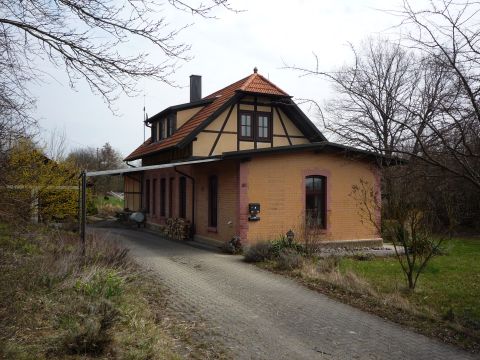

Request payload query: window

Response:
[159,119,165,140]
[151,123,157,142]
[239,112,253,140]
[160,178,166,216]
[305,175,326,228]
[167,113,176,137]
[208,175,218,228]
[256,113,271,141]
[179,177,187,218]
[169,177,174,217]
[238,111,271,141]
[145,179,150,213]
[152,179,157,215]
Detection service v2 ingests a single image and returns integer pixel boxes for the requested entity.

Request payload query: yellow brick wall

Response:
[243,151,381,244]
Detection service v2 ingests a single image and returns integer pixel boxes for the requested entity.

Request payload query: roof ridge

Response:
[255,73,289,96]
[204,75,251,99]
[239,73,257,92]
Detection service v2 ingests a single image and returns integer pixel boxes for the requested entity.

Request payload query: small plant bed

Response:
[0,223,229,359]
[244,237,480,353]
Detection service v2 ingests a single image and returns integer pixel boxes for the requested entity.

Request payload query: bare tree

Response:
[288,39,418,158]
[45,127,68,162]
[0,0,234,154]
[66,142,125,193]
[388,0,480,189]
[289,1,480,190]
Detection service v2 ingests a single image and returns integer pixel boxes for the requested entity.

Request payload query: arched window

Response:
[305,175,326,228]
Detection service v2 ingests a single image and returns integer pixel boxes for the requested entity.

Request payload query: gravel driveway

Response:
[92,226,477,360]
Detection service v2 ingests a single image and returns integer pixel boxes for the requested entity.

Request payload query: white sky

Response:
[30,0,403,158]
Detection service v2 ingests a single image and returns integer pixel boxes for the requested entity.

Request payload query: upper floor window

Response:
[167,114,176,137]
[257,113,271,141]
[238,111,271,141]
[239,112,253,140]
[151,123,157,142]
[305,175,326,229]
[152,114,177,142]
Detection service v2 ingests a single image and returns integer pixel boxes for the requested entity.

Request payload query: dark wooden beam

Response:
[202,129,236,135]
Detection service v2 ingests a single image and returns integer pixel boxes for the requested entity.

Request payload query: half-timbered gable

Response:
[125,69,325,164]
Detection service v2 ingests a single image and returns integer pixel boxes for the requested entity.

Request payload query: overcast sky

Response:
[30,0,402,158]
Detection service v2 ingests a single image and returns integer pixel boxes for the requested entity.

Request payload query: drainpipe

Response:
[174,166,195,239]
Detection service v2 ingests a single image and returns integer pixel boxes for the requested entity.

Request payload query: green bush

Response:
[270,236,305,257]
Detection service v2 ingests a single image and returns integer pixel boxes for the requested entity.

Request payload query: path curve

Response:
[92,226,477,360]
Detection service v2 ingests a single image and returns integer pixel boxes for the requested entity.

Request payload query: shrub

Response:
[223,235,243,254]
[270,236,304,257]
[243,241,274,263]
[60,301,118,356]
[75,269,124,299]
[275,248,303,270]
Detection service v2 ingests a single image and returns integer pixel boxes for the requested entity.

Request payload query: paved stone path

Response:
[92,227,478,360]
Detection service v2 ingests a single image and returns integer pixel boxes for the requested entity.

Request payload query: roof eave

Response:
[235,89,292,98]
[123,144,178,162]
[221,142,402,165]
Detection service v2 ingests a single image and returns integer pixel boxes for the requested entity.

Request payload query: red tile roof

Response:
[125,71,290,161]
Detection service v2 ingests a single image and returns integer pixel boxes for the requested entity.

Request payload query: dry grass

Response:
[0,222,229,359]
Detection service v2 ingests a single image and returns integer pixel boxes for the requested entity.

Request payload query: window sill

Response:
[207,227,218,233]
[305,228,328,235]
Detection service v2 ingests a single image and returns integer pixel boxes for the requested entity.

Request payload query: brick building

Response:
[123,69,383,246]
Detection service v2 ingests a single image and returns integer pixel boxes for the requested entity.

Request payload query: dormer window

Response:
[239,111,253,140]
[257,113,271,141]
[238,111,271,142]
[152,114,177,143]
[159,119,166,140]
[167,113,176,136]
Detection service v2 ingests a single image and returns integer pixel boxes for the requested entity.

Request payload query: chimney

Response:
[190,75,202,102]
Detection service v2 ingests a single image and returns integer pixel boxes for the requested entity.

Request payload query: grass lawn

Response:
[340,237,480,328]
[248,236,480,352]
